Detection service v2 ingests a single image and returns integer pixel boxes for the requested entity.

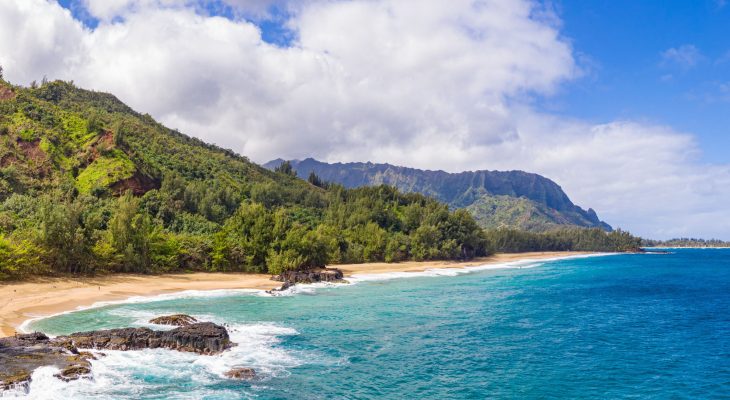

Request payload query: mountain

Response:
[263,158,612,232]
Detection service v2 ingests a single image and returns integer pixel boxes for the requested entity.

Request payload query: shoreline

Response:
[0,251,594,337]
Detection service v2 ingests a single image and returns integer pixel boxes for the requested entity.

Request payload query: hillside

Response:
[264,158,612,232]
[0,78,489,279]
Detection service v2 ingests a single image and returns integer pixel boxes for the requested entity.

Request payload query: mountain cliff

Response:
[264,158,612,232]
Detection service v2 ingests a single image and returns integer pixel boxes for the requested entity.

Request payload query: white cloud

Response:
[0,0,86,84]
[0,0,729,239]
[661,44,703,69]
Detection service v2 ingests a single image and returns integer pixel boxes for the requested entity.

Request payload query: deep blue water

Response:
[20,250,730,399]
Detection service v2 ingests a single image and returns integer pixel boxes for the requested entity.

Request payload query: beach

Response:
[0,251,591,337]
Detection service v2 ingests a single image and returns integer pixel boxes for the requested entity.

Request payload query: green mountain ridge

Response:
[263,158,612,232]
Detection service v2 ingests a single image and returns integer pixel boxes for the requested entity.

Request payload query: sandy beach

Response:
[0,251,592,337]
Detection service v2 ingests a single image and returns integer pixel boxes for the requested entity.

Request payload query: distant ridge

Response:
[264,158,612,232]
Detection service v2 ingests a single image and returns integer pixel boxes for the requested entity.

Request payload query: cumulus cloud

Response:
[0,0,729,239]
[0,0,86,84]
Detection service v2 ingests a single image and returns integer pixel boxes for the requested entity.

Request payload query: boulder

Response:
[271,268,345,289]
[69,322,232,355]
[0,332,90,392]
[149,314,198,326]
[54,365,92,382]
[224,367,256,380]
[0,370,31,393]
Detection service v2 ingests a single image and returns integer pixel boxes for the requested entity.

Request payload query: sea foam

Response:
[10,321,306,399]
[348,253,614,283]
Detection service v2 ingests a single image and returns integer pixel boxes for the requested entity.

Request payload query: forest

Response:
[642,238,730,248]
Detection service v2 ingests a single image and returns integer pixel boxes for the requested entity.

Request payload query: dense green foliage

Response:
[643,238,730,248]
[264,158,613,232]
[483,228,643,253]
[0,79,489,279]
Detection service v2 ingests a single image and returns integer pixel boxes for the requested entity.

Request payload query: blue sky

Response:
[548,0,730,163]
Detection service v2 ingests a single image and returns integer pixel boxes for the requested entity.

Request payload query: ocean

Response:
[11,249,730,399]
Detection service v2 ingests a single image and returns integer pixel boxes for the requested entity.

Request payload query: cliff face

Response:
[264,158,612,232]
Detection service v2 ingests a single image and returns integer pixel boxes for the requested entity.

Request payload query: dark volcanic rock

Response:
[149,314,198,326]
[160,322,232,354]
[224,367,256,380]
[269,268,346,293]
[1,322,233,393]
[69,322,232,355]
[0,333,91,392]
[0,370,31,393]
[272,268,345,285]
[54,365,92,382]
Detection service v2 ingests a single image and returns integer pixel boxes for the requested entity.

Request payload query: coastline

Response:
[0,251,593,337]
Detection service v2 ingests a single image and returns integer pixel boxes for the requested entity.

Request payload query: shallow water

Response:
[14,250,730,399]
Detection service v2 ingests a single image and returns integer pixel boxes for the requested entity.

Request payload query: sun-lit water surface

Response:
[15,250,730,399]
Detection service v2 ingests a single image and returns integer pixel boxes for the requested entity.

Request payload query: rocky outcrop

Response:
[272,268,345,285]
[0,332,92,392]
[1,321,233,392]
[110,170,160,196]
[224,367,256,380]
[69,322,232,355]
[149,314,198,326]
[269,268,346,292]
[54,365,92,382]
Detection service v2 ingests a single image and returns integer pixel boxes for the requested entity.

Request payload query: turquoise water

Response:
[19,250,730,399]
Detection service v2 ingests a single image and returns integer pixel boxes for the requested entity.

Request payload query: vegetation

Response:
[483,228,643,253]
[0,78,492,279]
[642,238,730,248]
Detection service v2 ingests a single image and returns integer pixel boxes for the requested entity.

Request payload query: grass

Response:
[75,149,135,194]
[61,113,96,147]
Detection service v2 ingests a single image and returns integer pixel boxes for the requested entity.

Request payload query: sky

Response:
[0,0,729,239]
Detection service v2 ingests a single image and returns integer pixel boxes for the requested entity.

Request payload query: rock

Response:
[159,322,233,355]
[54,365,92,382]
[1,322,234,394]
[266,280,294,294]
[4,331,50,345]
[0,370,31,392]
[0,332,90,392]
[224,367,256,380]
[68,322,232,355]
[271,268,345,287]
[149,314,198,326]
[77,351,98,361]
